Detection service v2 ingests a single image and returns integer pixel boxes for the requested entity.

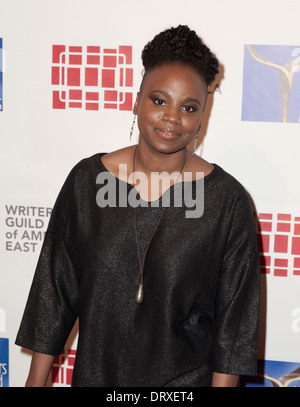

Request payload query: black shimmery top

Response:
[15,153,260,387]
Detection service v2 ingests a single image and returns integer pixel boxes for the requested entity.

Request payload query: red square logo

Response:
[67,68,80,86]
[51,45,133,111]
[51,348,76,386]
[292,237,300,255]
[257,213,300,277]
[274,235,288,253]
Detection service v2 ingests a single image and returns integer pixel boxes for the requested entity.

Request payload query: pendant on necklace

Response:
[135,283,143,304]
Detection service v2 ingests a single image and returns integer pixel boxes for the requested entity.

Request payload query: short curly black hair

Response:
[141,25,219,86]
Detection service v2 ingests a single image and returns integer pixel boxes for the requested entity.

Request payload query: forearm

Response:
[211,372,239,387]
[25,351,56,387]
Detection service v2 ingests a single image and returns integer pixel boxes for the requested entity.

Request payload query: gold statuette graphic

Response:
[246,45,300,123]
[259,366,300,387]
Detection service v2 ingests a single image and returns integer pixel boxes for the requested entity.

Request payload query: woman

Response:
[16,25,260,387]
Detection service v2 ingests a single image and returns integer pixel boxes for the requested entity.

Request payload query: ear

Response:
[133,92,141,115]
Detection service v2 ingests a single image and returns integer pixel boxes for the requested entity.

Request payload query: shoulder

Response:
[101,145,136,178]
[70,153,103,173]
[64,152,109,182]
[209,164,247,194]
[184,152,214,180]
[54,153,105,200]
[61,148,135,190]
[205,164,254,214]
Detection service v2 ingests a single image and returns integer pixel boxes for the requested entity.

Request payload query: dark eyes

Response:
[183,105,196,113]
[153,98,165,106]
[152,98,197,113]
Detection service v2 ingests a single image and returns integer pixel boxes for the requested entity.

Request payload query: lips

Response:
[155,128,181,140]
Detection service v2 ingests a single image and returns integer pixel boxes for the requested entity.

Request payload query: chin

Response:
[141,134,187,155]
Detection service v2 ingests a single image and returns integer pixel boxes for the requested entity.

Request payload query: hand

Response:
[25,351,56,387]
[211,372,239,387]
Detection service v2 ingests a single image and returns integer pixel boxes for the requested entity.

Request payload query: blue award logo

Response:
[0,338,9,387]
[243,359,300,387]
[242,44,300,123]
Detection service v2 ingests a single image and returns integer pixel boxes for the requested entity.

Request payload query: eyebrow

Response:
[150,90,202,107]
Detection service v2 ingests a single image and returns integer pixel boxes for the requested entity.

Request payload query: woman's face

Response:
[134,62,208,154]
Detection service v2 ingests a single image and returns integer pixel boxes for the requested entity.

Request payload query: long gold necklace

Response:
[132,146,187,303]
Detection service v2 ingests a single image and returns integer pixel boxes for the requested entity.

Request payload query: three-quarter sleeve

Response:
[211,188,260,376]
[15,169,80,356]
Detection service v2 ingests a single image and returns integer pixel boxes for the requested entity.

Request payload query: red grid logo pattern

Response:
[51,45,133,111]
[257,213,300,277]
[51,348,76,386]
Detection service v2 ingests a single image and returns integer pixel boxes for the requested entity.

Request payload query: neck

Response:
[134,138,187,176]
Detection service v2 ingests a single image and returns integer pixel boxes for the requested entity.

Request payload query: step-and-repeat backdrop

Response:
[1,0,300,387]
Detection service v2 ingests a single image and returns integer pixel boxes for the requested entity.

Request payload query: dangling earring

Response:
[192,136,198,155]
[130,115,136,140]
[192,125,201,155]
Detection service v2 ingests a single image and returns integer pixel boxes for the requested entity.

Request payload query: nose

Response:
[162,107,181,125]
